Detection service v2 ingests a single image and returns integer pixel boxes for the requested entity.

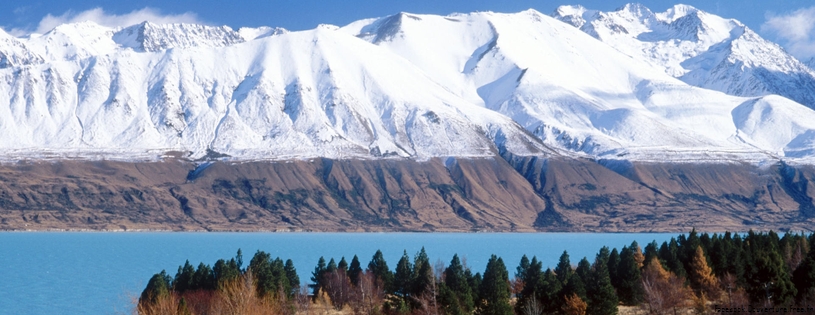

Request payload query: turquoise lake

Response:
[0,232,681,314]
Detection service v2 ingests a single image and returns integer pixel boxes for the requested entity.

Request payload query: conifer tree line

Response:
[139,230,815,315]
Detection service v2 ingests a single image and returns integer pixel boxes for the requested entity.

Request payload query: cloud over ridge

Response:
[8,7,205,35]
[762,6,815,60]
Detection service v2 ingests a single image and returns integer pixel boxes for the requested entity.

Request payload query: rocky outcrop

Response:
[1,157,813,232]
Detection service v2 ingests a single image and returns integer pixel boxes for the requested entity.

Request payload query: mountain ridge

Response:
[0,4,813,164]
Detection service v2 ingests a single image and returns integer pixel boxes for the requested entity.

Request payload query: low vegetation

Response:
[138,230,815,314]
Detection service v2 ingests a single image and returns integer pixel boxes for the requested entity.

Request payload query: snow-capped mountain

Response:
[113,22,245,52]
[1,4,815,163]
[553,4,815,110]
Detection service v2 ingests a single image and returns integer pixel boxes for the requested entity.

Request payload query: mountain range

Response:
[2,4,815,232]
[0,3,814,163]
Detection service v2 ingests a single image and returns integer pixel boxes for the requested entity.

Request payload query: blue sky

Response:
[3,0,815,59]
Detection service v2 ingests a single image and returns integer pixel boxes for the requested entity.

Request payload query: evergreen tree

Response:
[556,250,573,285]
[745,240,797,305]
[680,229,701,272]
[173,260,196,293]
[659,239,687,278]
[617,245,644,305]
[393,250,413,299]
[191,262,215,291]
[576,257,592,285]
[476,255,513,315]
[538,268,564,313]
[348,255,363,286]
[793,250,815,302]
[338,257,348,273]
[564,270,588,301]
[516,255,530,283]
[327,258,338,273]
[213,258,240,286]
[587,247,618,315]
[467,269,482,307]
[284,259,299,291]
[311,256,327,297]
[438,285,462,315]
[236,249,243,270]
[516,256,543,314]
[444,254,474,315]
[139,270,172,306]
[643,241,660,268]
[249,251,291,298]
[412,247,433,298]
[607,248,621,291]
[368,250,393,290]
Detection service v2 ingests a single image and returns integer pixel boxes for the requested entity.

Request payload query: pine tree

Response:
[476,255,513,315]
[608,248,621,290]
[516,255,543,313]
[617,245,644,305]
[213,258,240,286]
[311,256,327,297]
[587,247,618,315]
[745,242,797,306]
[393,250,413,299]
[285,259,299,293]
[139,270,172,306]
[348,255,363,286]
[173,260,196,293]
[538,268,564,313]
[643,241,660,268]
[327,258,338,273]
[793,253,815,302]
[338,257,348,273]
[191,262,215,291]
[516,255,530,283]
[564,270,588,301]
[444,254,474,315]
[368,250,393,291]
[556,250,573,285]
[412,247,433,298]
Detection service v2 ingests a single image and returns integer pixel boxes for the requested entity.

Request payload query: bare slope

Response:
[2,158,813,232]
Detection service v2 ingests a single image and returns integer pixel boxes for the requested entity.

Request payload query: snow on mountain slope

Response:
[113,22,245,52]
[553,4,815,110]
[237,26,288,41]
[0,22,550,160]
[341,9,815,161]
[0,29,43,68]
[1,7,815,163]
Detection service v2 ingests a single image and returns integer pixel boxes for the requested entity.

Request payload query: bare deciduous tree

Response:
[323,269,353,310]
[520,296,543,315]
[350,271,385,315]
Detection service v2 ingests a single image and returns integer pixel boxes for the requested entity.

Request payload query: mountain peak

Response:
[657,4,700,22]
[615,3,655,19]
[113,22,244,52]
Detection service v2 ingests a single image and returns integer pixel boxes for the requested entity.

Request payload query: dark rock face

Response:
[1,157,813,232]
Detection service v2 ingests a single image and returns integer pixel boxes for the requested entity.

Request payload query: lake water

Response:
[0,232,680,314]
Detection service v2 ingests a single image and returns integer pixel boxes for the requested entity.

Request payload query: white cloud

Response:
[8,7,205,36]
[762,6,815,60]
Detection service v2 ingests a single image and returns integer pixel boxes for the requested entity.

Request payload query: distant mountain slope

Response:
[0,4,814,162]
[553,4,815,110]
